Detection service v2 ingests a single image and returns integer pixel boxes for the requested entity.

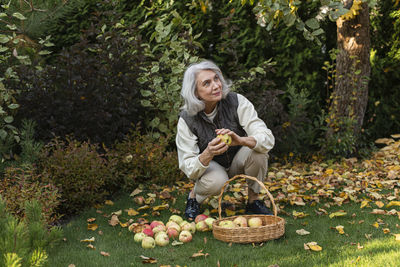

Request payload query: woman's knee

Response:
[248,151,269,168]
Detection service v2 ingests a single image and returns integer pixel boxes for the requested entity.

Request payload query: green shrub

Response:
[107,128,184,190]
[0,196,62,267]
[0,167,60,225]
[37,137,113,215]
[15,12,147,146]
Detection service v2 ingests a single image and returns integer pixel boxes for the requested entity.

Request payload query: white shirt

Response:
[176,93,275,180]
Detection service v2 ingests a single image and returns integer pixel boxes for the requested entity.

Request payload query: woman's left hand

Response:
[215,128,243,147]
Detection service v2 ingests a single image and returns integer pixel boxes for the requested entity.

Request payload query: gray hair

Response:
[180,60,231,116]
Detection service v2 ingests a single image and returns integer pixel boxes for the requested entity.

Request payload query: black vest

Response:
[179,92,246,168]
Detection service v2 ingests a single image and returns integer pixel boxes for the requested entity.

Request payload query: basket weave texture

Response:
[212,175,285,243]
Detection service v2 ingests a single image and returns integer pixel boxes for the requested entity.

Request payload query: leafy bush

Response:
[15,12,147,146]
[37,137,113,215]
[107,127,184,191]
[0,196,62,267]
[0,167,60,225]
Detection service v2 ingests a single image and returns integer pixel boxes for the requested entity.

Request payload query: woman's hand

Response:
[199,136,229,166]
[215,128,256,149]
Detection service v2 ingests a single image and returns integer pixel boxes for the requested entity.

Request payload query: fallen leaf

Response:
[139,255,157,264]
[387,201,400,208]
[87,244,96,250]
[372,222,379,228]
[87,218,96,223]
[105,200,114,205]
[360,200,369,209]
[296,229,310,235]
[119,221,129,228]
[357,243,363,249]
[108,215,119,226]
[370,209,386,215]
[137,205,150,211]
[130,188,143,197]
[191,249,209,258]
[335,225,345,234]
[383,228,390,234]
[87,223,98,231]
[375,201,385,208]
[100,251,110,257]
[393,233,400,241]
[293,210,308,218]
[125,208,139,216]
[365,233,372,240]
[329,211,347,219]
[304,242,322,251]
[225,209,236,216]
[80,237,95,242]
[111,210,122,216]
[171,240,183,246]
[68,265,75,267]
[152,204,169,211]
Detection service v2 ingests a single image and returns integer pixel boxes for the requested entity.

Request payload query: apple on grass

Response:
[141,236,155,249]
[155,232,169,246]
[150,220,164,229]
[152,224,166,234]
[142,228,154,237]
[181,221,196,234]
[166,227,179,239]
[204,218,216,229]
[169,215,183,225]
[233,216,248,227]
[166,221,181,232]
[196,220,209,232]
[248,217,263,227]
[179,230,192,243]
[195,214,208,224]
[134,232,146,243]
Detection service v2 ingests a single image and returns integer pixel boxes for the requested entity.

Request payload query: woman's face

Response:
[195,70,222,112]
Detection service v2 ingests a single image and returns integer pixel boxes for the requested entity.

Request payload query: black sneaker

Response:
[245,200,272,215]
[184,194,200,220]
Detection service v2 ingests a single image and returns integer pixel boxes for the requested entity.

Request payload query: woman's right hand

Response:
[199,137,228,166]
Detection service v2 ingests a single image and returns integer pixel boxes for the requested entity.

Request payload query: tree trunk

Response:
[327,2,370,138]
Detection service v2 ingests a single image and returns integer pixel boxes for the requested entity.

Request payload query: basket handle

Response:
[217,174,278,219]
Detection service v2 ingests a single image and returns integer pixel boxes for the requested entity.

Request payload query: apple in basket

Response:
[233,216,248,227]
[219,220,236,228]
[248,217,263,228]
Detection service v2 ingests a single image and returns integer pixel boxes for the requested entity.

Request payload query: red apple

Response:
[150,220,164,229]
[179,230,192,243]
[248,217,263,227]
[181,221,196,234]
[141,236,155,249]
[166,221,181,232]
[166,227,179,239]
[134,196,145,205]
[233,216,248,227]
[152,224,166,234]
[195,214,208,223]
[142,228,154,237]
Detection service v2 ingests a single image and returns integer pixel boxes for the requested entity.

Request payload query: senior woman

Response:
[176,60,275,220]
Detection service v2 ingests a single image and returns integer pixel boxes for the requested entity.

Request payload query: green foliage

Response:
[137,7,201,140]
[0,167,60,225]
[0,196,62,267]
[107,127,184,191]
[15,12,147,146]
[37,137,113,215]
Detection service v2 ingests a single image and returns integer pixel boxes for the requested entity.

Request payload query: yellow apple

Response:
[217,134,232,145]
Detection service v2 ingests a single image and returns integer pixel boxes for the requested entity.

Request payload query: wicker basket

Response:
[212,174,285,243]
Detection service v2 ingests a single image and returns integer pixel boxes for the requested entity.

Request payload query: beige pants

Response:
[193,146,269,203]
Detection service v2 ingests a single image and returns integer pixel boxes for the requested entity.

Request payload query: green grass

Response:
[47,191,400,267]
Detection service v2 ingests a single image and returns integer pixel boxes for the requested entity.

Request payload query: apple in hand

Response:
[179,230,193,243]
[248,217,263,227]
[219,220,236,228]
[141,236,155,249]
[155,232,169,246]
[134,232,146,243]
[233,216,248,227]
[195,214,208,223]
[217,134,232,145]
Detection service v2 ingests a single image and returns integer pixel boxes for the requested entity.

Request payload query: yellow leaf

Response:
[293,210,308,218]
[393,234,400,241]
[100,251,110,257]
[105,200,114,205]
[387,201,400,208]
[111,210,122,216]
[129,188,142,197]
[87,218,96,223]
[336,225,345,234]
[137,205,150,211]
[80,237,95,242]
[375,201,384,208]
[360,200,369,209]
[225,209,236,216]
[383,228,390,234]
[372,222,379,228]
[87,244,96,250]
[329,211,347,219]
[325,168,334,175]
[119,221,129,228]
[125,208,139,216]
[152,204,169,211]
[87,223,98,231]
[304,242,322,251]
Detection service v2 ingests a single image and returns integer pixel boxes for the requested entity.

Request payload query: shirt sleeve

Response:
[176,117,208,180]
[237,93,275,153]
